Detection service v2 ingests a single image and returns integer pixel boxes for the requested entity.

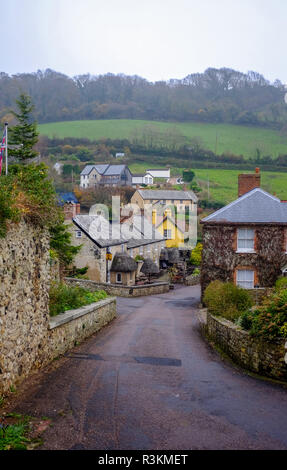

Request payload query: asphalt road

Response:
[9,285,287,450]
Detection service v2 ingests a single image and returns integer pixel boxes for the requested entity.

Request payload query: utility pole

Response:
[5,122,8,175]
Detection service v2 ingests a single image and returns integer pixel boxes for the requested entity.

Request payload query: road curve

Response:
[9,285,287,450]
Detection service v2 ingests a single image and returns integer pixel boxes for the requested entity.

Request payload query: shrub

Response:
[190,243,203,266]
[275,277,287,291]
[49,282,107,316]
[135,255,144,262]
[248,288,287,341]
[238,310,254,331]
[203,280,253,321]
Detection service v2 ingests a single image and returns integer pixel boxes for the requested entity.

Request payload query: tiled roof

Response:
[137,189,198,202]
[202,188,287,224]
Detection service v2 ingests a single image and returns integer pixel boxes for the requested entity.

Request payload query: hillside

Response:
[1,68,287,127]
[39,119,287,159]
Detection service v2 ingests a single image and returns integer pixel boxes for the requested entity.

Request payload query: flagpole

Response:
[5,122,8,175]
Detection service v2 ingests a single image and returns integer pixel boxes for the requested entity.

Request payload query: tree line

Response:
[0,68,287,128]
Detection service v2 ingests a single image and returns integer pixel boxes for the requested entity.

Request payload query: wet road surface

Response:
[9,285,287,450]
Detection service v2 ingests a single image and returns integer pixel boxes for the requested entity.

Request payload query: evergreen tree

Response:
[9,93,39,161]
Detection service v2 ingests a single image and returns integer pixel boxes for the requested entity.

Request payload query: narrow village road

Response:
[9,285,287,450]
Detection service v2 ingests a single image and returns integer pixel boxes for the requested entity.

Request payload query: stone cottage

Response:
[201,169,287,294]
[71,213,166,283]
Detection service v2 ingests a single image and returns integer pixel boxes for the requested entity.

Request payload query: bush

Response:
[190,243,203,266]
[238,310,254,331]
[248,288,287,341]
[135,255,144,262]
[275,277,287,291]
[49,282,107,316]
[203,280,253,321]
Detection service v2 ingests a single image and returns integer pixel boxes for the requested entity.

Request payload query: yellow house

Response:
[153,210,185,248]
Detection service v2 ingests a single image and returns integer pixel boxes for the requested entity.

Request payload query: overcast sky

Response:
[2,0,287,83]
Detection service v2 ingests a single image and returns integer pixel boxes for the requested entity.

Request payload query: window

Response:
[164,229,172,239]
[75,230,82,238]
[116,273,122,283]
[139,246,144,255]
[236,270,254,289]
[121,244,125,253]
[129,248,133,258]
[237,228,255,252]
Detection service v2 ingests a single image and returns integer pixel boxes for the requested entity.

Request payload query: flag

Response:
[0,128,6,176]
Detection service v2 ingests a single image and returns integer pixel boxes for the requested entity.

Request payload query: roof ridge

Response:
[202,188,281,223]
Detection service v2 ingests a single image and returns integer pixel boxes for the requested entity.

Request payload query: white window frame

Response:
[116,273,122,283]
[75,230,82,238]
[236,270,255,289]
[237,228,255,253]
[164,229,172,239]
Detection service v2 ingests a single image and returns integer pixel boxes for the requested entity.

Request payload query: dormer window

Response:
[237,228,255,253]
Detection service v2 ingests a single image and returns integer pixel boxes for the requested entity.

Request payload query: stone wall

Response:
[0,221,50,394]
[201,224,287,295]
[184,274,200,286]
[205,311,287,381]
[49,298,116,360]
[65,278,170,297]
[0,221,117,395]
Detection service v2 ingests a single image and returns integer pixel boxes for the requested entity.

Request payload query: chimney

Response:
[238,168,261,198]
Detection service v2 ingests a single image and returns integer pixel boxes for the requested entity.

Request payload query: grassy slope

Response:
[39,119,287,204]
[39,119,287,158]
[125,164,287,203]
[193,169,287,203]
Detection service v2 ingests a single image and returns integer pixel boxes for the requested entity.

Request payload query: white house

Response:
[145,168,170,179]
[115,153,125,159]
[132,173,154,186]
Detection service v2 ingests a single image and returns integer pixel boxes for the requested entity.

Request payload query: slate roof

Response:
[202,188,287,225]
[80,165,97,176]
[94,164,109,175]
[103,164,127,176]
[73,214,165,249]
[137,189,198,203]
[57,192,79,205]
[73,215,125,248]
[80,164,129,176]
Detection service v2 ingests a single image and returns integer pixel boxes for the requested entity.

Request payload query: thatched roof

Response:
[110,253,137,273]
[168,248,180,263]
[140,258,160,275]
[160,247,180,263]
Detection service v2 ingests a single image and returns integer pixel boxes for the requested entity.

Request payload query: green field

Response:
[39,119,287,159]
[193,169,287,203]
[127,163,287,203]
